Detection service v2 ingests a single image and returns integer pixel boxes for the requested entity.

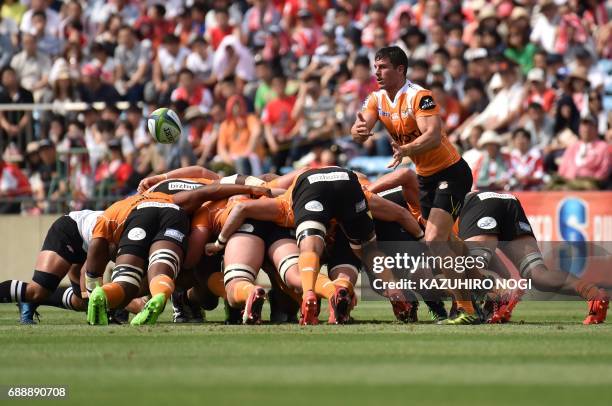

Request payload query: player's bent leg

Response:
[327,265,359,324]
[131,241,181,326]
[503,235,609,324]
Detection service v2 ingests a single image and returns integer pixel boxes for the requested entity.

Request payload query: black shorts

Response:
[417,158,472,220]
[117,205,190,259]
[458,192,535,241]
[375,186,419,242]
[148,179,205,194]
[292,167,374,244]
[41,215,87,264]
[236,219,295,248]
[325,230,361,274]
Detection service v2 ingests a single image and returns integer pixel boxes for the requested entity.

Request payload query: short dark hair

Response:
[375,46,409,76]
[512,127,531,141]
[95,119,115,134]
[32,10,46,20]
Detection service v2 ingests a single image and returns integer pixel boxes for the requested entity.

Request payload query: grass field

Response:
[1,301,611,406]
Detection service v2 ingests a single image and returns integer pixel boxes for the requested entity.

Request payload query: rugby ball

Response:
[147,107,182,144]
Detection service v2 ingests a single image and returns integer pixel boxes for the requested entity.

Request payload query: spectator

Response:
[134,3,174,50]
[509,128,545,190]
[0,66,33,152]
[206,7,235,51]
[291,9,322,61]
[461,125,484,171]
[171,68,213,113]
[465,59,523,135]
[146,34,189,105]
[431,81,463,134]
[79,63,120,105]
[361,3,389,49]
[262,75,297,171]
[35,139,67,213]
[90,42,115,85]
[1,0,27,25]
[29,10,62,57]
[86,119,113,170]
[0,148,30,213]
[396,26,427,61]
[241,0,281,49]
[471,130,512,191]
[520,102,555,149]
[20,0,60,37]
[290,75,336,161]
[185,37,214,86]
[530,0,560,54]
[558,116,610,188]
[253,56,275,114]
[114,25,151,103]
[95,138,133,195]
[217,95,263,175]
[10,33,51,102]
[524,68,556,113]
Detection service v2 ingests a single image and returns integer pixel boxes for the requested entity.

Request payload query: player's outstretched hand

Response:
[137,174,165,193]
[353,112,372,142]
[387,140,403,169]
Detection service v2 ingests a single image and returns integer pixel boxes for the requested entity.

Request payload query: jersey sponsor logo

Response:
[168,182,202,191]
[519,221,532,232]
[128,227,147,241]
[391,112,400,120]
[377,109,391,117]
[438,181,448,190]
[164,228,185,242]
[477,217,497,230]
[377,186,403,197]
[401,109,411,118]
[419,95,436,110]
[238,223,255,233]
[66,244,74,253]
[305,200,324,212]
[137,202,180,210]
[355,199,367,213]
[477,192,517,201]
[307,172,350,183]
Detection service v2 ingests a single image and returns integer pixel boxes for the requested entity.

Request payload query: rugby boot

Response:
[242,286,266,325]
[131,293,166,325]
[87,286,109,325]
[583,290,609,325]
[18,302,40,325]
[328,286,351,324]
[299,290,319,325]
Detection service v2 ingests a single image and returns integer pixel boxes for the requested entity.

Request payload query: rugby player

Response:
[351,46,475,323]
[207,167,423,324]
[85,183,270,325]
[458,191,609,324]
[0,210,103,323]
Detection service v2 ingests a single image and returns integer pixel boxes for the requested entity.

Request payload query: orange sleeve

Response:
[361,92,379,117]
[91,216,112,241]
[413,90,440,118]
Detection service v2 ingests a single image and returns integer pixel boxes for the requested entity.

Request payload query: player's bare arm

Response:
[172,185,272,214]
[138,166,221,192]
[368,194,423,238]
[205,198,282,255]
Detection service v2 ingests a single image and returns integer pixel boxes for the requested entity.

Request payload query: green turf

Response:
[1,301,611,406]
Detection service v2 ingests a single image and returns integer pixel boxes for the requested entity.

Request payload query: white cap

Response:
[527,68,545,82]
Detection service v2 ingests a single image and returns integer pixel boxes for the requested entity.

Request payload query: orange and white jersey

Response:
[92,192,177,244]
[362,81,460,177]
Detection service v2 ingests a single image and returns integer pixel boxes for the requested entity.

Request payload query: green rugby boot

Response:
[438,308,481,325]
[87,286,109,326]
[131,293,167,326]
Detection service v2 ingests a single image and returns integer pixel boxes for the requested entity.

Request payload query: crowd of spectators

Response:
[0,0,610,214]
